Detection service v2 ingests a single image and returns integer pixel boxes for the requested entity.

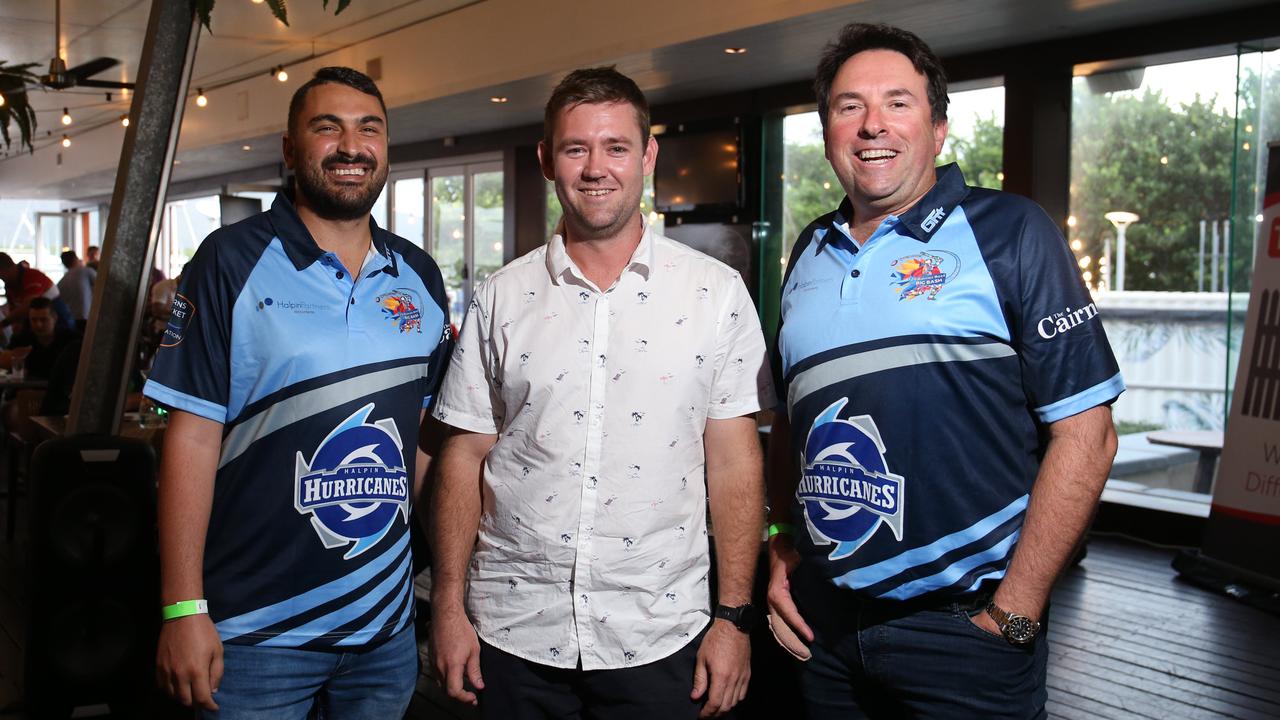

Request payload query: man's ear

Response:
[282,134,295,171]
[537,140,554,182]
[642,135,658,176]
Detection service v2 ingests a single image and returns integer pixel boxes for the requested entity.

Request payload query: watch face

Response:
[737,604,760,632]
[1004,615,1038,644]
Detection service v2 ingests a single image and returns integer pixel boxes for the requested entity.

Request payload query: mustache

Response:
[322,151,378,169]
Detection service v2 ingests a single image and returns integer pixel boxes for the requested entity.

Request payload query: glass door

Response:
[35,212,77,281]
[427,160,504,327]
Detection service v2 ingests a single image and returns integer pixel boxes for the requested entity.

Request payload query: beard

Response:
[294,150,388,221]
[558,184,642,242]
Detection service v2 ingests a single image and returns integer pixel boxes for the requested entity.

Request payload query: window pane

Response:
[431,175,466,326]
[393,178,425,249]
[780,83,1003,257]
[1069,51,1271,441]
[473,170,504,287]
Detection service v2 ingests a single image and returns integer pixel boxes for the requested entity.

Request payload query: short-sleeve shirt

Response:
[433,224,774,670]
[775,164,1123,604]
[57,265,96,321]
[144,193,452,650]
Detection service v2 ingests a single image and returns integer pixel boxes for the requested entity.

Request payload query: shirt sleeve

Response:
[143,239,233,423]
[431,279,503,434]
[1015,205,1125,424]
[422,323,454,410]
[708,272,776,420]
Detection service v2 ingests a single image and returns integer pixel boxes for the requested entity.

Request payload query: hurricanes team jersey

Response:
[145,193,451,649]
[775,164,1123,603]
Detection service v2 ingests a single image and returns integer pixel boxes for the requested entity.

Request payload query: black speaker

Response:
[24,434,158,719]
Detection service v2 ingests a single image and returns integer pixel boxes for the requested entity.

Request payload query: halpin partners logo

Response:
[376,289,423,333]
[258,297,325,314]
[889,249,960,301]
[797,398,904,560]
[295,404,410,559]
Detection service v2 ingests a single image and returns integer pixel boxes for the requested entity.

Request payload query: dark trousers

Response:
[477,633,705,720]
[792,566,1048,720]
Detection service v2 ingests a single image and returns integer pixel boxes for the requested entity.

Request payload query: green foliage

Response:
[939,113,1004,190]
[1069,69,1278,292]
[0,61,39,152]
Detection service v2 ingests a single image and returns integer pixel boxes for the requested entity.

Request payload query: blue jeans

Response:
[201,626,418,720]
[792,565,1048,719]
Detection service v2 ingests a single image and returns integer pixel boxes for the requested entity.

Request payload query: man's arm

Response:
[428,428,496,706]
[154,410,224,711]
[693,414,763,718]
[763,411,813,653]
[974,405,1117,633]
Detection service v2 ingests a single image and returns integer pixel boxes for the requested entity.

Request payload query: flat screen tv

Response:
[654,124,741,215]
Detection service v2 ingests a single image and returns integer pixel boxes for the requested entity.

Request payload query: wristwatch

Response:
[714,603,760,633]
[984,601,1040,645]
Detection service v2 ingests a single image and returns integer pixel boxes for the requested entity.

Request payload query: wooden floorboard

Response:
[3,488,1278,720]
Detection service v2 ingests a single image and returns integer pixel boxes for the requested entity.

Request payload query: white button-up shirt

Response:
[433,224,774,670]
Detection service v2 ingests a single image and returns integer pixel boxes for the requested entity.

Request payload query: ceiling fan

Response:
[38,0,134,91]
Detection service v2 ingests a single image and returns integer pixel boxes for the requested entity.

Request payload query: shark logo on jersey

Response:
[797,398,904,560]
[295,404,410,559]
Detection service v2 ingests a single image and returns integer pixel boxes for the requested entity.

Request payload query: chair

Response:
[3,389,46,541]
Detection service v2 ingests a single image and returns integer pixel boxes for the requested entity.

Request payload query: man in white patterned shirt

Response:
[428,67,774,719]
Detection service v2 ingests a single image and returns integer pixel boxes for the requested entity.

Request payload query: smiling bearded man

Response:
[147,66,453,719]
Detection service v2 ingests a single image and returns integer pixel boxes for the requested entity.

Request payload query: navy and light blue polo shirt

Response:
[145,193,451,649]
[776,164,1123,603]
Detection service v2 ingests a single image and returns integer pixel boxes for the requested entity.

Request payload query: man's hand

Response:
[155,615,223,711]
[765,533,813,657]
[690,620,751,717]
[430,604,484,706]
[968,608,1005,638]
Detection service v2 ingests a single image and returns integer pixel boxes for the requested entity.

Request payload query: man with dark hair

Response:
[0,252,75,332]
[430,66,774,718]
[85,245,100,269]
[765,23,1123,718]
[57,249,96,329]
[2,296,73,379]
[147,66,452,718]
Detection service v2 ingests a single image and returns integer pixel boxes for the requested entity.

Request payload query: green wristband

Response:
[162,599,209,622]
[768,522,795,538]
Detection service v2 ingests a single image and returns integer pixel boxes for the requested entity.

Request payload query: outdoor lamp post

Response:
[1104,211,1140,292]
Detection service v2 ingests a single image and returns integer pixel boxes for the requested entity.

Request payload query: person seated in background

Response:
[57,250,97,332]
[1,297,75,380]
[0,253,75,333]
[86,245,101,270]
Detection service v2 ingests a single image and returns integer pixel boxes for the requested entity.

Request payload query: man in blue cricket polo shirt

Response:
[145,67,451,718]
[765,24,1123,718]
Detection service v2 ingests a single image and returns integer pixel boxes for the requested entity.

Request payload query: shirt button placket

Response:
[573,291,609,667]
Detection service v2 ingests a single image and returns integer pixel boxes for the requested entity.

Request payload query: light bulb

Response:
[61,135,71,148]
[196,89,208,107]
[61,108,72,125]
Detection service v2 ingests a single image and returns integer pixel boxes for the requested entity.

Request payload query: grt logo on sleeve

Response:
[1037,303,1100,339]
